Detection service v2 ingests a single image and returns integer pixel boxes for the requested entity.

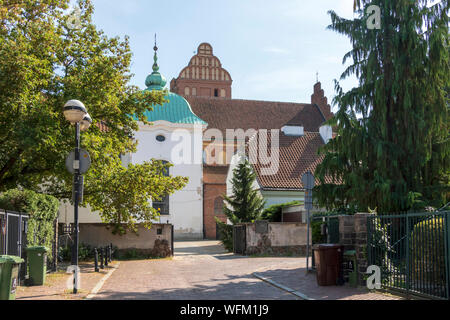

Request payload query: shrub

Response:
[260,201,303,222]
[0,189,59,259]
[215,218,233,252]
[58,243,94,262]
[410,217,446,287]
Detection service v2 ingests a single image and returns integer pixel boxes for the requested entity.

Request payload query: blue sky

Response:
[89,0,360,112]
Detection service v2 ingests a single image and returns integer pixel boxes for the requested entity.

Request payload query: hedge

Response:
[0,189,59,259]
[410,217,447,286]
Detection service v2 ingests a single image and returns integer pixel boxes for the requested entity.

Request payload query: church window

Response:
[156,135,166,142]
[214,89,219,97]
[214,197,224,215]
[153,160,170,215]
[192,87,197,96]
[184,87,190,96]
[220,89,226,98]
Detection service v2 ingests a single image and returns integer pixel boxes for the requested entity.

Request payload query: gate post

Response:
[445,211,450,300]
[405,213,410,299]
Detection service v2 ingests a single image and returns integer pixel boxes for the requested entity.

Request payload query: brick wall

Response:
[203,183,227,239]
[78,223,173,257]
[338,213,373,286]
[244,222,310,256]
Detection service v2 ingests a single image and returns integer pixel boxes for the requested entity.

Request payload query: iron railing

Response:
[0,209,30,282]
[367,211,450,300]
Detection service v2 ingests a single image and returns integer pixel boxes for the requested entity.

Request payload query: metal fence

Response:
[367,211,450,300]
[0,209,30,281]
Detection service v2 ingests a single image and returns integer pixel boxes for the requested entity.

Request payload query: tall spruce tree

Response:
[223,159,266,224]
[315,0,449,213]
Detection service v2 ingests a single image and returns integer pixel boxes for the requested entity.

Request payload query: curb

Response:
[253,272,314,300]
[85,262,120,300]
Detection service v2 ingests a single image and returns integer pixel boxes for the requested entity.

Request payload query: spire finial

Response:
[153,33,159,72]
[145,33,166,89]
[316,71,319,83]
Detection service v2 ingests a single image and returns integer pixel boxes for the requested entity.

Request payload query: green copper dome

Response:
[141,41,207,125]
[142,91,207,125]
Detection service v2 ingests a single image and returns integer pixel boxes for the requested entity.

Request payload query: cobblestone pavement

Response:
[93,241,402,300]
[16,262,117,300]
[254,265,403,300]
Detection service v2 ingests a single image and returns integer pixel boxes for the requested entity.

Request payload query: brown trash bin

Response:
[313,244,344,286]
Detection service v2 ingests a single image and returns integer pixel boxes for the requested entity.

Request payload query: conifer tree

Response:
[223,159,266,224]
[315,0,449,213]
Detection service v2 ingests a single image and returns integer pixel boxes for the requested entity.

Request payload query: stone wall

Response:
[77,223,173,258]
[338,213,373,286]
[243,221,310,256]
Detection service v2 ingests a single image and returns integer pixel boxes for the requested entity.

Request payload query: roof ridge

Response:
[187,96,312,106]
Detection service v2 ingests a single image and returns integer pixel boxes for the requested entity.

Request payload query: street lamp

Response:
[63,99,91,294]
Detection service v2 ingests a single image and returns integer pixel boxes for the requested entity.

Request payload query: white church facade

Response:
[59,44,207,240]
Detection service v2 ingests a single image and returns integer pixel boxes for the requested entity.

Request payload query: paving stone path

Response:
[93,241,402,300]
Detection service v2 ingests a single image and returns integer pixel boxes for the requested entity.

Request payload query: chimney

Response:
[320,125,332,144]
[311,82,331,117]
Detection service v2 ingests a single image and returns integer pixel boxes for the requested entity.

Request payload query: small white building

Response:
[59,46,207,240]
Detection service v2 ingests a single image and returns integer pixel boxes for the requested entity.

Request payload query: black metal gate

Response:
[0,209,29,281]
[367,211,450,300]
[233,225,246,255]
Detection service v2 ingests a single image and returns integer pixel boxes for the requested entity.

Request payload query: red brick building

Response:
[171,43,333,239]
[170,43,232,99]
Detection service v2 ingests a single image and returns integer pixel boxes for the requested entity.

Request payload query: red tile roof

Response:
[247,131,332,191]
[187,97,331,133]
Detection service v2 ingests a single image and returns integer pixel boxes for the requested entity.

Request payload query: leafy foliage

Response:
[223,159,266,224]
[410,217,446,285]
[260,201,303,222]
[0,0,187,232]
[315,0,450,213]
[215,218,233,252]
[0,189,59,258]
[88,161,188,235]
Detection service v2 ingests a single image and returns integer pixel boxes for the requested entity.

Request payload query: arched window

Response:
[184,87,190,96]
[153,160,170,215]
[214,196,224,215]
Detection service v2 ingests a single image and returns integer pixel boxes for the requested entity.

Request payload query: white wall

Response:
[132,121,205,240]
[59,120,206,240]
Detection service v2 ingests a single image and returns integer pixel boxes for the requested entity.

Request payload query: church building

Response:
[58,41,334,242]
[171,43,334,239]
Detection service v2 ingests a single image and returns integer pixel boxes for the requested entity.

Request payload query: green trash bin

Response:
[26,246,50,286]
[0,255,24,300]
[343,250,358,287]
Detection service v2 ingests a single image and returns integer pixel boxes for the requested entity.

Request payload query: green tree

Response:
[315,0,449,213]
[222,159,266,224]
[0,0,188,232]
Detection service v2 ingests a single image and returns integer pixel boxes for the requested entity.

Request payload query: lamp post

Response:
[63,100,92,294]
